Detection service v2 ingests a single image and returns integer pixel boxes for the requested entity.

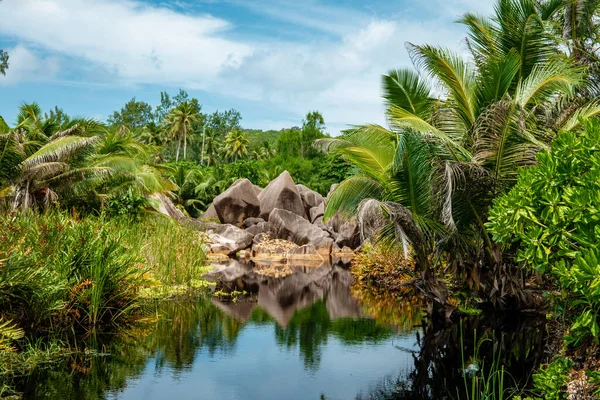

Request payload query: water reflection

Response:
[208,260,366,327]
[10,261,547,400]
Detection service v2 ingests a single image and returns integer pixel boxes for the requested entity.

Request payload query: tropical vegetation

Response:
[2,0,600,398]
[319,0,600,308]
[316,0,600,397]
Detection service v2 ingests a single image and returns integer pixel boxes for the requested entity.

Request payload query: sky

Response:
[0,0,495,135]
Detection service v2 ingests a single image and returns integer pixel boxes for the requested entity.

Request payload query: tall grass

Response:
[117,215,209,287]
[459,326,519,400]
[0,210,208,348]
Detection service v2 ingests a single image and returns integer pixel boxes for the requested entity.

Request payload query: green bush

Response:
[0,211,208,337]
[532,358,572,400]
[487,119,600,346]
[107,189,150,218]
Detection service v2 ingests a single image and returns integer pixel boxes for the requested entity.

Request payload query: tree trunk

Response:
[183,125,187,160]
[201,126,206,165]
[176,136,181,162]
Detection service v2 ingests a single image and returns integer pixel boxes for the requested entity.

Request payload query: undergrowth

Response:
[0,210,210,390]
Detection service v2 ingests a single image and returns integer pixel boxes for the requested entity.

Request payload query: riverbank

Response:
[349,243,600,399]
[0,211,211,396]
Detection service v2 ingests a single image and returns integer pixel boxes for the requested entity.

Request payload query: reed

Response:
[459,325,520,400]
[0,210,208,348]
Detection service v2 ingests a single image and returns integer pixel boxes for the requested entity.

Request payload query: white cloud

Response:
[0,0,252,88]
[0,45,61,85]
[0,0,486,133]
[221,18,466,131]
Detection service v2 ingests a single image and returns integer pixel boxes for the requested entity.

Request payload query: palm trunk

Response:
[201,126,206,166]
[24,180,30,211]
[183,125,187,160]
[176,136,181,162]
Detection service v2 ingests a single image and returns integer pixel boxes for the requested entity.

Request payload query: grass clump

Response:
[0,210,209,384]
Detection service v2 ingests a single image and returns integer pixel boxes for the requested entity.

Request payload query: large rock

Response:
[297,184,325,215]
[309,203,325,223]
[287,244,324,262]
[246,221,270,236]
[335,221,360,249]
[258,171,306,219]
[312,237,334,258]
[242,217,265,228]
[207,224,254,255]
[357,199,387,243]
[213,179,261,226]
[269,208,330,246]
[150,193,185,221]
[199,203,218,220]
[325,213,343,233]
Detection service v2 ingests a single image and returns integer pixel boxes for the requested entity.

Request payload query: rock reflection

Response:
[9,261,548,400]
[208,260,364,327]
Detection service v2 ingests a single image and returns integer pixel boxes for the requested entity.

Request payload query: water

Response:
[13,260,548,399]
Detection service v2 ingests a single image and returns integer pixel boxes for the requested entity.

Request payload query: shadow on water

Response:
[10,260,548,400]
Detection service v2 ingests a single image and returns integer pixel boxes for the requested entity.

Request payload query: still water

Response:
[15,260,548,399]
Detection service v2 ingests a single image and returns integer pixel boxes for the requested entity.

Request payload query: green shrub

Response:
[107,189,150,218]
[532,358,572,400]
[0,211,208,338]
[0,212,146,330]
[488,119,600,346]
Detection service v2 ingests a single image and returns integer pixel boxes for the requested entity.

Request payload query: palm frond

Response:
[324,175,383,220]
[22,136,99,170]
[408,43,477,128]
[382,68,434,118]
[515,59,582,107]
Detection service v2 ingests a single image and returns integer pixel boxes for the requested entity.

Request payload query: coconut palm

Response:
[1,113,174,211]
[138,121,166,147]
[164,102,199,162]
[317,0,598,305]
[224,130,249,162]
[2,131,99,210]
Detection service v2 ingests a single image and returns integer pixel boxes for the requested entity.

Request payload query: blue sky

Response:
[0,0,494,134]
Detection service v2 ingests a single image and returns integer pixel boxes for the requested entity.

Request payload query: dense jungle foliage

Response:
[316,0,600,397]
[2,0,600,398]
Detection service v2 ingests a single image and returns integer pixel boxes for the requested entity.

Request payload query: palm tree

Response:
[224,130,249,162]
[1,129,99,210]
[317,0,598,305]
[138,121,165,147]
[164,102,199,162]
[1,113,174,211]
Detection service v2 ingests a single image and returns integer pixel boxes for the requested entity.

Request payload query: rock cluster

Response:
[200,171,360,261]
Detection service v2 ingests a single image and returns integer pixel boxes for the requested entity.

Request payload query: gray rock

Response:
[313,216,328,231]
[242,217,265,228]
[335,221,360,249]
[325,213,343,233]
[269,208,329,246]
[299,187,324,215]
[312,237,334,257]
[309,203,325,223]
[287,243,324,262]
[150,193,186,221]
[253,185,263,197]
[199,203,218,220]
[357,199,387,243]
[258,171,306,219]
[213,179,261,227]
[207,224,254,255]
[246,221,270,236]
